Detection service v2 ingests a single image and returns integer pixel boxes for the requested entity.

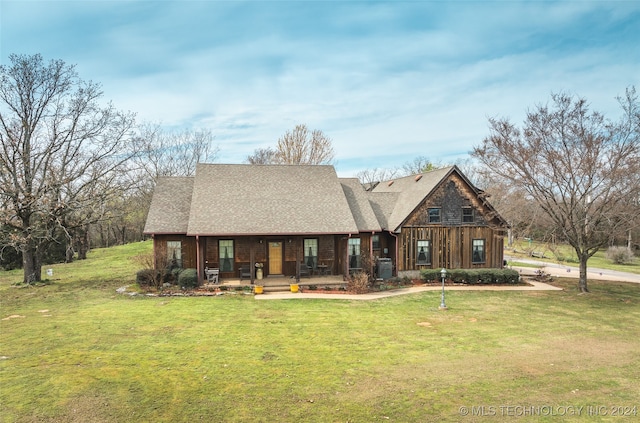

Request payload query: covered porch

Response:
[202,273,347,293]
[196,234,352,286]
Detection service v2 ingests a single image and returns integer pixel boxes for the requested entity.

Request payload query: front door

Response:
[268,242,283,275]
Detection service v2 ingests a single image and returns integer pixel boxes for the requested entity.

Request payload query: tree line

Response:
[2,54,639,292]
[0,54,218,280]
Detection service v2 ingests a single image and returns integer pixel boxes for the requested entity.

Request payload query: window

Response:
[348,238,361,269]
[304,238,318,269]
[472,239,486,263]
[416,240,431,265]
[372,234,380,250]
[428,208,441,223]
[167,241,182,268]
[462,207,474,223]
[219,240,234,272]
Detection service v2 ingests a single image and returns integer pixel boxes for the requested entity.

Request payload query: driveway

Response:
[506,255,640,284]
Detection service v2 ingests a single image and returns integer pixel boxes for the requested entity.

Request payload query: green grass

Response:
[508,239,640,274]
[1,242,639,422]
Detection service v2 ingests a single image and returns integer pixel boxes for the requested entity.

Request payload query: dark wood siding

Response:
[202,235,343,278]
[153,235,197,269]
[398,173,506,271]
[399,226,503,270]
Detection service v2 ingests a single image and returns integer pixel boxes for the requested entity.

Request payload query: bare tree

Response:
[355,156,444,187]
[109,123,219,247]
[400,156,442,176]
[246,147,277,165]
[133,122,218,179]
[355,167,400,188]
[0,54,137,283]
[467,161,551,248]
[473,88,640,292]
[246,124,335,165]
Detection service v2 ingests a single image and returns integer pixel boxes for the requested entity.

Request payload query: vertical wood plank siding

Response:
[399,226,503,270]
[397,172,507,271]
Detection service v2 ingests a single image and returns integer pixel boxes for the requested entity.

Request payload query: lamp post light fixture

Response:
[439,268,448,310]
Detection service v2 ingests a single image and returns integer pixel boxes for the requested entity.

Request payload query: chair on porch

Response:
[239,266,252,281]
[299,263,311,278]
[205,268,219,284]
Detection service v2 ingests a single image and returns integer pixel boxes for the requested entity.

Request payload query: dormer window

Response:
[428,208,441,223]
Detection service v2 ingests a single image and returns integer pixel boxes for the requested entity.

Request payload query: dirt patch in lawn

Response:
[343,337,637,406]
[18,394,115,423]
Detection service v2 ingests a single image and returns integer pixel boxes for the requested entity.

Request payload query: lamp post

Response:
[439,268,448,310]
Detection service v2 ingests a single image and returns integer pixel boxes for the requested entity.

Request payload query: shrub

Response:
[420,268,520,285]
[348,271,370,294]
[606,246,635,265]
[178,268,198,288]
[169,267,183,284]
[136,268,163,289]
[421,269,442,283]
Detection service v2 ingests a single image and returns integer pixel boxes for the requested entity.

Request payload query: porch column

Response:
[196,236,204,286]
[249,237,255,284]
[151,234,157,270]
[370,232,375,276]
[345,235,350,276]
[295,238,300,282]
[389,231,399,277]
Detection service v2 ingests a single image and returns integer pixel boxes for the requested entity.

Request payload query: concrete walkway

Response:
[255,259,640,300]
[255,280,562,301]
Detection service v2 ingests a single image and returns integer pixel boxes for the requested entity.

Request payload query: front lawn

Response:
[1,242,639,422]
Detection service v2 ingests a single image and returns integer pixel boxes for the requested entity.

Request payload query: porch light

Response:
[439,268,448,310]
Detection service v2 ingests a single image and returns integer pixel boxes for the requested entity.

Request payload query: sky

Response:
[1,0,639,177]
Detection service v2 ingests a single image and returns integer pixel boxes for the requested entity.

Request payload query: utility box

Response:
[377,258,393,280]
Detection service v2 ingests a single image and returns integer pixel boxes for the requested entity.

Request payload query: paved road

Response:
[506,255,640,284]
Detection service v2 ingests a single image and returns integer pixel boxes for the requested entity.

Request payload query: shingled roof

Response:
[143,176,194,234]
[370,166,456,232]
[144,164,504,237]
[185,164,359,236]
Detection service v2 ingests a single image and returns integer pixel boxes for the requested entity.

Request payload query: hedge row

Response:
[420,268,520,285]
[136,267,199,289]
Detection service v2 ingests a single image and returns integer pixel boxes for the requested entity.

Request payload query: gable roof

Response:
[144,163,507,237]
[370,166,455,231]
[185,164,359,236]
[370,165,508,231]
[143,176,194,234]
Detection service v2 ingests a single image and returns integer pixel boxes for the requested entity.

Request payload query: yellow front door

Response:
[268,242,283,275]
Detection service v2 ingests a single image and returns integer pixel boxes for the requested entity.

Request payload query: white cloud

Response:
[2,0,639,178]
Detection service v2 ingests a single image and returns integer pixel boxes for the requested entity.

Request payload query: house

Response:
[143,163,508,284]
